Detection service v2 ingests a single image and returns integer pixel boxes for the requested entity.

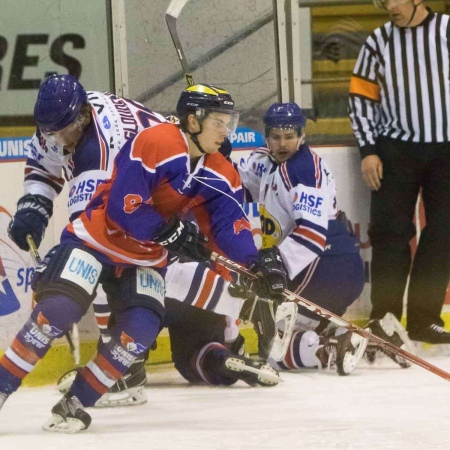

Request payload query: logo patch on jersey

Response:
[103,116,111,129]
[120,331,147,355]
[233,218,252,235]
[259,206,282,247]
[292,191,323,216]
[253,162,267,177]
[136,267,164,304]
[36,312,63,337]
[60,249,102,296]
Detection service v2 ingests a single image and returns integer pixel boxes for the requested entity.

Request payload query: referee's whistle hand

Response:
[361,155,383,191]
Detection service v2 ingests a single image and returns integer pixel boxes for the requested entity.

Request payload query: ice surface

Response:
[1,354,450,450]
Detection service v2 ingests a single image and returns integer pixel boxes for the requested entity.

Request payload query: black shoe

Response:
[409,324,450,344]
[365,313,415,368]
[43,392,92,433]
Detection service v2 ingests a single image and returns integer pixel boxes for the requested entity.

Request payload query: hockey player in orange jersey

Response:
[0,84,284,432]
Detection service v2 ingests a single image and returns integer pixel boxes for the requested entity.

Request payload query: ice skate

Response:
[95,359,147,408]
[224,354,281,386]
[0,392,8,411]
[43,392,91,433]
[365,313,415,368]
[57,367,82,394]
[317,327,368,376]
[240,295,277,359]
[269,301,297,361]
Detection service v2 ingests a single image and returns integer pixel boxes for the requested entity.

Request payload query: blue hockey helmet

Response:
[263,102,306,136]
[34,74,88,133]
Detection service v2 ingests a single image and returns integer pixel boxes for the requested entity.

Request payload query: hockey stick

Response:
[210,251,450,382]
[166,0,194,86]
[26,235,80,365]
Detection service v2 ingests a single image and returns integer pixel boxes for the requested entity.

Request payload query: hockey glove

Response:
[8,194,53,251]
[153,217,211,263]
[249,247,287,303]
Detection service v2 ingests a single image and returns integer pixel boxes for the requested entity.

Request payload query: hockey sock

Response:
[190,342,236,386]
[279,330,321,370]
[70,307,160,406]
[92,296,112,341]
[0,294,83,395]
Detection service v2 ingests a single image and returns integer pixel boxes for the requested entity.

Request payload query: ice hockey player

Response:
[238,102,370,375]
[0,84,282,432]
[6,74,167,405]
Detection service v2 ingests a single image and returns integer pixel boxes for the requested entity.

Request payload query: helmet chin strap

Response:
[405,0,424,26]
[190,132,206,154]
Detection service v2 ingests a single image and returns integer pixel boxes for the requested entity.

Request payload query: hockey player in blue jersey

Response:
[7,74,167,406]
[238,102,373,375]
[0,84,283,432]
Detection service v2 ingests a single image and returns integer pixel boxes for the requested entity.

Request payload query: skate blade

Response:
[56,368,80,394]
[94,386,147,408]
[225,358,282,385]
[269,302,297,362]
[42,414,86,434]
[338,334,369,376]
[377,313,415,368]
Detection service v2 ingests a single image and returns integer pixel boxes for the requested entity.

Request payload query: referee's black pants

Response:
[369,137,450,333]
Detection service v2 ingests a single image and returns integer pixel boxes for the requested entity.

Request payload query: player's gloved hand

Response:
[249,247,287,303]
[7,194,53,251]
[153,217,211,263]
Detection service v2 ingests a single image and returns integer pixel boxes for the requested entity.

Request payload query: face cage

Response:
[40,114,84,146]
[195,107,239,134]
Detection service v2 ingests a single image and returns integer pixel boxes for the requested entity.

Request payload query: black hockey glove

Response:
[8,194,53,251]
[153,217,211,263]
[249,247,287,303]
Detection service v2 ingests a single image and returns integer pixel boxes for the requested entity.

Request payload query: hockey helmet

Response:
[263,102,306,135]
[34,74,88,133]
[176,84,239,133]
[373,0,412,9]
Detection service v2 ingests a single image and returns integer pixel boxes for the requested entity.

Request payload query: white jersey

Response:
[24,91,166,221]
[238,144,356,280]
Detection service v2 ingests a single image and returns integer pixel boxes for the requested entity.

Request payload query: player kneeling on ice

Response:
[238,102,368,376]
[0,84,280,433]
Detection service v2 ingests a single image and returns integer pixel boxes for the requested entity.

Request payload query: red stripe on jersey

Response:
[315,153,321,188]
[280,162,292,190]
[293,226,326,248]
[91,108,108,170]
[195,270,217,308]
[0,355,28,378]
[11,338,40,365]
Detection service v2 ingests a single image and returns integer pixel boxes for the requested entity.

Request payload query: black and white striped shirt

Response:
[349,11,450,157]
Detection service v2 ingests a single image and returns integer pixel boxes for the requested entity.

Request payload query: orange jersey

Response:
[62,123,257,269]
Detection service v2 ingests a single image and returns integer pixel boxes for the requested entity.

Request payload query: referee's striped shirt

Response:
[349,10,450,158]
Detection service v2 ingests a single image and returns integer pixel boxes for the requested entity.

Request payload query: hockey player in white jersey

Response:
[238,102,369,375]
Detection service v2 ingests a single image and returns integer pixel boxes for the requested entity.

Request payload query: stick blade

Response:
[166,0,190,19]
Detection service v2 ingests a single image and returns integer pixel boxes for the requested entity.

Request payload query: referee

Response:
[349,0,450,343]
